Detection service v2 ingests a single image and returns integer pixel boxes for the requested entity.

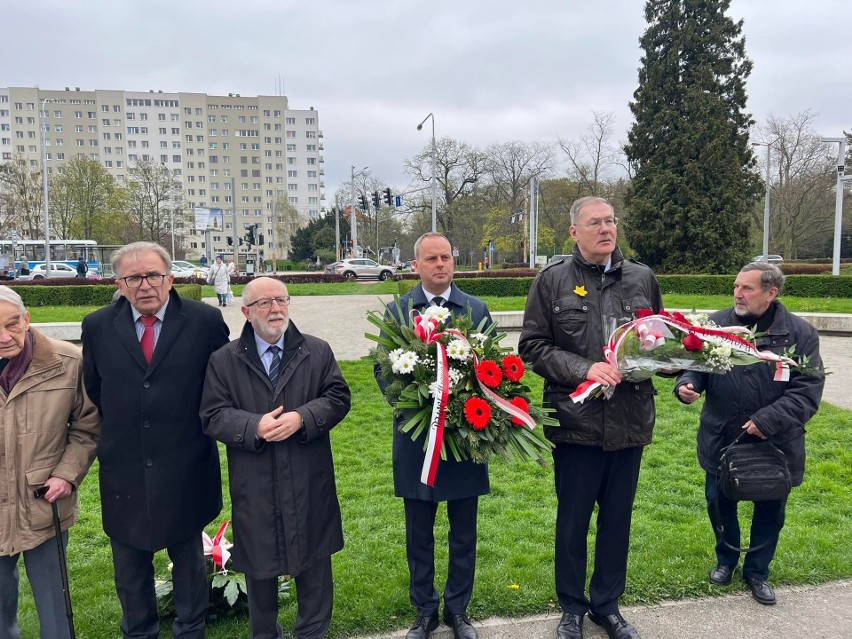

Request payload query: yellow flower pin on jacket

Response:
[574,285,587,297]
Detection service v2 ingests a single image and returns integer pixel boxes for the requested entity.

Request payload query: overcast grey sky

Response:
[4,0,850,201]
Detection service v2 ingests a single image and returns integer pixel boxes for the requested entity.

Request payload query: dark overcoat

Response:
[377,283,493,502]
[200,321,351,579]
[675,302,824,486]
[81,291,229,551]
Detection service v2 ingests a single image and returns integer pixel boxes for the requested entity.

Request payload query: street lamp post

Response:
[821,137,848,276]
[752,141,772,259]
[417,113,437,232]
[40,98,51,273]
[162,162,175,258]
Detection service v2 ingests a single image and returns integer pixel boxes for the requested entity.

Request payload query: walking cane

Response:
[35,487,77,639]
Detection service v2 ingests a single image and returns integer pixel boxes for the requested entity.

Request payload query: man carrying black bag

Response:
[675,261,824,605]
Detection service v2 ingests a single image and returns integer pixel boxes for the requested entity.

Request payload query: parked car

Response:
[330,258,394,281]
[17,263,81,280]
[324,260,342,274]
[173,260,210,276]
[171,263,203,280]
[753,254,784,264]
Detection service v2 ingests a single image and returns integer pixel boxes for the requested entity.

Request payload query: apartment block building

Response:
[0,86,325,259]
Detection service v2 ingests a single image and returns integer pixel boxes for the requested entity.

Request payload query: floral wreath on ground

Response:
[571,309,824,403]
[368,296,555,486]
[155,521,290,621]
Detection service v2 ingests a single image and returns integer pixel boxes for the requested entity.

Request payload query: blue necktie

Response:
[267,345,281,386]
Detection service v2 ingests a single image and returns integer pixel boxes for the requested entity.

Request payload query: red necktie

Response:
[140,316,158,363]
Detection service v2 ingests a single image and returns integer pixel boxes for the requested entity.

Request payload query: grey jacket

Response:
[519,245,664,450]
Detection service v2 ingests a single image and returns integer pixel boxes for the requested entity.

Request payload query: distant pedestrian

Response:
[199,255,208,267]
[76,256,89,278]
[207,256,230,307]
[227,258,237,278]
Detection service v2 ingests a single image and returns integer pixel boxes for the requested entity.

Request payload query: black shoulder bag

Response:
[715,432,792,553]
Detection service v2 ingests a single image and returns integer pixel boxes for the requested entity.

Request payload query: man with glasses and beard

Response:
[201,277,351,639]
[82,241,229,639]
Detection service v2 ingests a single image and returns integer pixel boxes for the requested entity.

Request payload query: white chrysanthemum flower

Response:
[446,339,471,361]
[423,306,451,324]
[388,348,404,364]
[470,332,489,344]
[391,351,419,375]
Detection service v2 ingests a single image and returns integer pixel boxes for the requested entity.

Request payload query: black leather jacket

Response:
[519,246,664,449]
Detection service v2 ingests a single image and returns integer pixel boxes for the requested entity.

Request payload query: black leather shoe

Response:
[405,612,439,639]
[443,612,479,639]
[745,577,776,605]
[709,564,736,586]
[588,611,640,639]
[556,612,584,639]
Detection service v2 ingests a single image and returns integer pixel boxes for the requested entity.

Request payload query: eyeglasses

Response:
[577,217,619,231]
[246,296,290,310]
[120,274,167,288]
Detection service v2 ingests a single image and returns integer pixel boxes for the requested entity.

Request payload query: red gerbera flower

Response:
[464,397,491,430]
[682,333,703,351]
[508,397,530,427]
[636,308,655,318]
[475,360,503,388]
[501,355,525,382]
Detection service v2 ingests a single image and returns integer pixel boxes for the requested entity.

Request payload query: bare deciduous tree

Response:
[559,111,619,197]
[758,111,837,259]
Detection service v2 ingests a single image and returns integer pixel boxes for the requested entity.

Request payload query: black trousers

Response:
[245,556,333,639]
[403,496,478,617]
[553,443,644,616]
[704,472,787,581]
[110,534,207,639]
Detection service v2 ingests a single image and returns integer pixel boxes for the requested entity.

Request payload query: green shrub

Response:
[7,283,202,306]
[399,275,852,299]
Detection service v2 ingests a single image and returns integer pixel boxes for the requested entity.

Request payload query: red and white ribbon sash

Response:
[570,313,798,404]
[202,520,233,572]
[411,312,535,486]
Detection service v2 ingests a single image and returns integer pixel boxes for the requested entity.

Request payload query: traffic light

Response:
[245,225,255,245]
[383,187,393,206]
[358,194,368,210]
[258,234,264,245]
[227,237,233,246]
[372,191,380,208]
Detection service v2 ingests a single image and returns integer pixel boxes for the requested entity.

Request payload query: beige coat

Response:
[0,329,100,556]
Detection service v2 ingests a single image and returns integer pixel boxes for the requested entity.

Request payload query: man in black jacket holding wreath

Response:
[520,196,663,639]
[675,261,824,605]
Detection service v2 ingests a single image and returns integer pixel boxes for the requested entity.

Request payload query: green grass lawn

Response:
[16,363,852,637]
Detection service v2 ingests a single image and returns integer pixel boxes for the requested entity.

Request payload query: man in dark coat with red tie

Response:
[376,233,492,639]
[82,242,229,639]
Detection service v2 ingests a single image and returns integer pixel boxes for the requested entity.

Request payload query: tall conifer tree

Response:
[624,0,761,273]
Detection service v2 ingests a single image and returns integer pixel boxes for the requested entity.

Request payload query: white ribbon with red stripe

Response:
[202,520,233,573]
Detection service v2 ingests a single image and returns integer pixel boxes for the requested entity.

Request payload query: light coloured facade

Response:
[0,86,324,260]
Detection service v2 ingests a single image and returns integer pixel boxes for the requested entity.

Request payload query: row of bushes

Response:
[9,283,202,307]
[398,275,852,298]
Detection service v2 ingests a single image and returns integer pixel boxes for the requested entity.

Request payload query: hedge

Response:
[7,283,202,307]
[399,275,852,298]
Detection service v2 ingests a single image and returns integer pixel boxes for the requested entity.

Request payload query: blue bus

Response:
[0,239,101,276]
